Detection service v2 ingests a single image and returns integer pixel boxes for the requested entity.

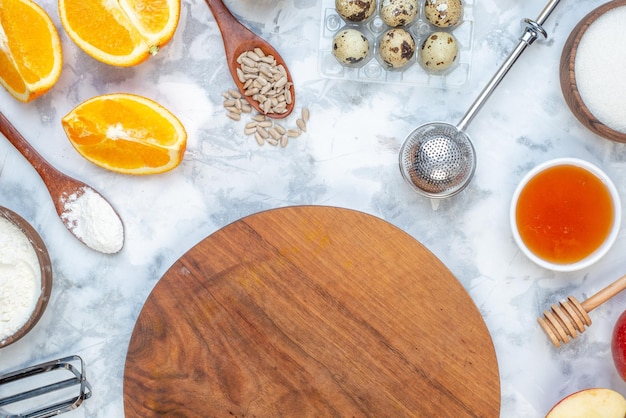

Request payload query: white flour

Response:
[0,216,41,342]
[61,187,124,254]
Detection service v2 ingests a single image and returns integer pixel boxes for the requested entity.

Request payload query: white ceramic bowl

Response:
[510,158,621,272]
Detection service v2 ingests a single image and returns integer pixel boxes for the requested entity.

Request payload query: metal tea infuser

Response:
[399,0,562,199]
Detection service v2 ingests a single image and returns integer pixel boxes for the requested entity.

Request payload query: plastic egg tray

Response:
[318,0,475,88]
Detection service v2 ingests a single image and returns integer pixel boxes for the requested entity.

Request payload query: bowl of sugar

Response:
[0,206,52,348]
[510,158,621,272]
[560,0,626,143]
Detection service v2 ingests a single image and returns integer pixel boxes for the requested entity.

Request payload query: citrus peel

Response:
[0,0,63,102]
[58,0,181,67]
[62,93,187,175]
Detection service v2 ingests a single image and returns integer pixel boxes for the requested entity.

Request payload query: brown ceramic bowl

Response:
[0,206,53,348]
[560,0,626,143]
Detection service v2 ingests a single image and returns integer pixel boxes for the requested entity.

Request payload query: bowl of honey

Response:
[510,158,621,272]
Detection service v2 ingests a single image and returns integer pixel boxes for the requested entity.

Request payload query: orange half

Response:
[58,0,181,67]
[62,93,187,175]
[0,0,63,102]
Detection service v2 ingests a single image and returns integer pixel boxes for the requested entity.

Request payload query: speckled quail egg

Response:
[335,0,377,23]
[424,0,463,28]
[332,28,370,66]
[380,0,419,27]
[420,31,459,72]
[378,28,416,69]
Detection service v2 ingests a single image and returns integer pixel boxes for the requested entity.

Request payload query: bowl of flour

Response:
[560,0,626,143]
[0,206,52,348]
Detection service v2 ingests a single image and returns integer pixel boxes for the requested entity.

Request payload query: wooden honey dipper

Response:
[538,273,626,347]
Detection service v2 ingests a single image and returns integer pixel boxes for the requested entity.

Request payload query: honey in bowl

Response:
[510,158,621,271]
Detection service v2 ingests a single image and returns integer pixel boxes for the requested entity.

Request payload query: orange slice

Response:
[61,93,187,175]
[0,0,63,102]
[58,0,181,67]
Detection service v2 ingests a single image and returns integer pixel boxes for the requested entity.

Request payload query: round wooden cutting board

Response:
[123,206,500,417]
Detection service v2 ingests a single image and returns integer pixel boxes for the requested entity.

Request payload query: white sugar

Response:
[575,6,626,134]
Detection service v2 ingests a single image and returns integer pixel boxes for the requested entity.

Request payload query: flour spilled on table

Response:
[0,216,41,342]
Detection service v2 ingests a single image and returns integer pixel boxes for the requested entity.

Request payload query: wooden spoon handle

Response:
[0,111,88,216]
[581,273,626,312]
[0,112,63,185]
[204,0,257,60]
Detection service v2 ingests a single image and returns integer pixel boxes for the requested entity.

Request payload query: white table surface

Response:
[2,0,626,416]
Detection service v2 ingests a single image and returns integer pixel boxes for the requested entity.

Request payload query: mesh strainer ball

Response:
[399,122,476,199]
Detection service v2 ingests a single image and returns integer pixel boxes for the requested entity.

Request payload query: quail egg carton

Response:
[318,0,475,88]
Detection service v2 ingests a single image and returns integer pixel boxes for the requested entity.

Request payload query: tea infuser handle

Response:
[520,18,547,45]
[520,0,561,43]
[456,0,562,132]
[535,0,562,27]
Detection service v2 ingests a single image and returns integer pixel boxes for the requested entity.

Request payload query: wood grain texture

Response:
[560,0,626,143]
[204,0,295,118]
[124,206,500,417]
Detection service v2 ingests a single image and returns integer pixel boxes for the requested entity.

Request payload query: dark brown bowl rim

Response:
[560,0,626,143]
[0,206,53,348]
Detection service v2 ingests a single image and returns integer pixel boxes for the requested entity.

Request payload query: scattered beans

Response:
[269,128,281,141]
[227,112,241,121]
[222,89,310,148]
[274,124,286,135]
[287,129,301,138]
[296,118,307,132]
[256,126,269,139]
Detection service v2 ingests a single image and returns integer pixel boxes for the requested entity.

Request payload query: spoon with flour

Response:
[0,111,124,254]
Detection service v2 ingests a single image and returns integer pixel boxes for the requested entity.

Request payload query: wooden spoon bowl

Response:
[205,0,295,119]
[0,111,124,254]
[560,0,626,143]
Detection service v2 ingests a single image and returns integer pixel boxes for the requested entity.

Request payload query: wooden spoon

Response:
[205,0,295,118]
[0,111,124,254]
[538,273,626,347]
